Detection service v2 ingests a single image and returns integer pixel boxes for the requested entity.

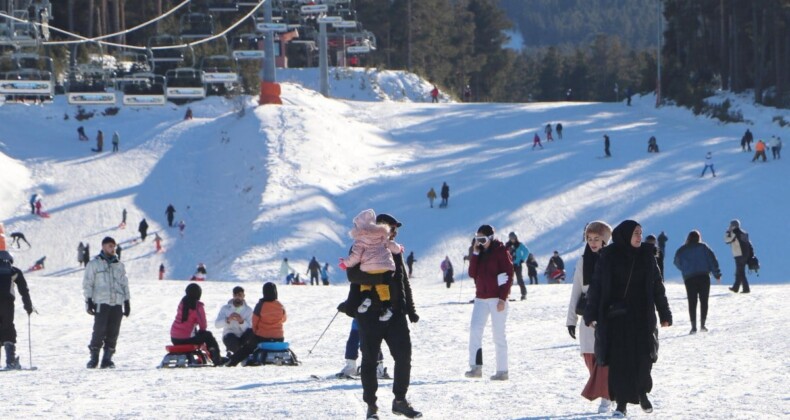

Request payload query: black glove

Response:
[567,325,576,339]
[408,312,420,323]
[86,298,96,315]
[123,300,130,317]
[336,301,347,314]
[24,305,33,315]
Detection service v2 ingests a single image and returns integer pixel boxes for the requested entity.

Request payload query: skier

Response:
[10,232,31,249]
[532,133,543,150]
[505,232,529,300]
[307,256,321,286]
[320,263,330,285]
[111,131,120,152]
[138,218,149,241]
[752,140,768,162]
[556,123,563,139]
[545,123,554,141]
[83,236,130,369]
[426,187,437,208]
[77,126,89,141]
[165,204,176,227]
[441,256,454,288]
[742,129,753,151]
[279,258,293,284]
[526,253,539,284]
[700,152,716,177]
[0,250,34,369]
[170,283,222,365]
[440,182,449,208]
[92,130,104,152]
[603,134,611,157]
[405,251,416,277]
[430,85,439,103]
[214,286,254,358]
[159,263,165,280]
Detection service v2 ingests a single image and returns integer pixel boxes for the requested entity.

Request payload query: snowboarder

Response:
[526,253,539,284]
[170,283,222,365]
[0,250,34,369]
[111,131,120,152]
[406,251,416,277]
[506,232,530,300]
[440,182,449,208]
[92,130,104,152]
[545,123,554,141]
[82,243,90,267]
[83,236,130,369]
[603,134,611,157]
[752,140,767,162]
[647,136,659,153]
[307,256,321,286]
[77,126,89,141]
[279,258,293,284]
[532,133,543,150]
[427,187,437,208]
[159,264,165,280]
[165,204,176,227]
[430,85,439,103]
[742,129,753,151]
[700,152,716,177]
[214,286,254,358]
[138,218,149,241]
[441,256,454,288]
[320,263,330,285]
[556,123,563,139]
[9,232,31,249]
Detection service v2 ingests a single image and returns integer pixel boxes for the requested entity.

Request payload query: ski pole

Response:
[28,311,34,369]
[307,310,339,357]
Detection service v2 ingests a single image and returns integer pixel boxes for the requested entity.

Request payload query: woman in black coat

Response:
[583,220,672,418]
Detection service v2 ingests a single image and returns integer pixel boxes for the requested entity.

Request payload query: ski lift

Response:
[147,34,184,64]
[199,55,238,95]
[121,72,166,106]
[230,33,263,59]
[165,67,205,102]
[179,13,215,39]
[237,0,262,6]
[0,52,54,101]
[113,51,151,81]
[206,0,238,12]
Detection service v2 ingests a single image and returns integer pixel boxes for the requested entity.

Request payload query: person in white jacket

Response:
[567,221,612,414]
[214,286,253,357]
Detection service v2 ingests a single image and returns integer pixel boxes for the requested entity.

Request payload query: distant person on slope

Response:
[279,258,293,284]
[603,134,611,157]
[724,219,752,294]
[700,152,716,177]
[10,232,31,249]
[320,262,330,285]
[430,85,439,103]
[406,251,416,277]
[770,136,782,159]
[506,232,529,301]
[742,129,753,151]
[427,187,437,208]
[441,256,454,288]
[752,139,767,162]
[556,123,563,139]
[77,126,89,141]
[307,256,321,286]
[440,182,450,208]
[526,253,539,284]
[111,131,120,152]
[82,243,90,267]
[647,136,659,153]
[545,123,554,141]
[92,130,104,152]
[532,133,543,150]
[138,218,149,241]
[165,204,176,227]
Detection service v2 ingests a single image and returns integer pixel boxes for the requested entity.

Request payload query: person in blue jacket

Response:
[673,230,721,335]
[506,232,530,300]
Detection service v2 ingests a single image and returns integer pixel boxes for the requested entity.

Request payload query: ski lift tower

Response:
[316,14,341,97]
[258,0,282,105]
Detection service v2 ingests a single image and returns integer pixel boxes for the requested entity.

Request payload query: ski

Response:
[1,366,38,371]
[310,373,359,381]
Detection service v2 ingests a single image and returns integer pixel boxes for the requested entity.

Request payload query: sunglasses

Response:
[474,235,492,245]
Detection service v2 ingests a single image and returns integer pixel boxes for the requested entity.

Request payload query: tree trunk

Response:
[101,0,109,39]
[719,0,728,89]
[88,0,95,38]
[753,6,765,103]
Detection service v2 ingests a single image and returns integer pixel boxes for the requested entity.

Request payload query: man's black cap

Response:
[375,213,402,227]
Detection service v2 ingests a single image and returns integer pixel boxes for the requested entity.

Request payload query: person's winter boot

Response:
[4,342,20,370]
[208,347,222,366]
[392,399,422,418]
[376,361,390,379]
[613,402,627,418]
[100,347,115,369]
[639,393,653,413]
[339,359,357,377]
[598,398,612,413]
[86,346,100,369]
[490,371,509,381]
[464,365,482,378]
[366,404,379,420]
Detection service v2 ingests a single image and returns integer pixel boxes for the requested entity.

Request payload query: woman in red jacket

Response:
[465,224,514,381]
[170,283,222,365]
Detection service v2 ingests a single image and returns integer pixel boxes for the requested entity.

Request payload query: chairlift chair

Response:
[230,33,264,59]
[207,0,238,12]
[179,13,215,39]
[147,34,184,64]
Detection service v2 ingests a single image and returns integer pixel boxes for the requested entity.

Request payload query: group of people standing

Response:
[426,182,450,208]
[78,127,120,153]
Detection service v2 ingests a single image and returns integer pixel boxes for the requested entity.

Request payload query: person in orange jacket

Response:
[752,139,767,162]
[225,282,287,366]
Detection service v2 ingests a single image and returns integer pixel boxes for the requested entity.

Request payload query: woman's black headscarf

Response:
[181,283,202,322]
[582,243,599,286]
[611,220,641,256]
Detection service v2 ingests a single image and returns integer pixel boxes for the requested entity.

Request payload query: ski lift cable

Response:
[0,0,267,52]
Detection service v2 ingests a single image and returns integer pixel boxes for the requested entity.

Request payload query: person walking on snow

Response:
[526,253,539,284]
[78,242,85,264]
[279,258,293,284]
[505,232,530,301]
[29,193,37,214]
[556,123,563,140]
[440,182,450,208]
[138,218,149,241]
[430,85,439,103]
[0,250,34,369]
[320,263,330,285]
[10,232,31,249]
[427,187,437,208]
[545,124,554,141]
[752,139,767,162]
[307,257,321,286]
[154,233,163,253]
[441,256,454,288]
[700,152,716,177]
[532,133,544,150]
[77,126,89,141]
[770,136,782,159]
[159,264,166,280]
[724,219,752,293]
[120,208,127,228]
[742,129,753,151]
[604,134,611,157]
[92,130,104,152]
[82,243,90,267]
[83,236,130,369]
[111,131,120,152]
[165,204,176,227]
[178,220,186,237]
[673,230,721,334]
[406,252,416,277]
[466,224,513,381]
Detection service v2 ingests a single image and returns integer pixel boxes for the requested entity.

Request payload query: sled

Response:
[38,212,50,218]
[545,269,566,284]
[159,344,215,368]
[246,342,300,366]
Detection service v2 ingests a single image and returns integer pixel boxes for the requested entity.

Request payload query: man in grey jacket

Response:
[83,236,130,369]
[214,286,254,357]
[724,219,751,294]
